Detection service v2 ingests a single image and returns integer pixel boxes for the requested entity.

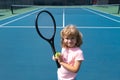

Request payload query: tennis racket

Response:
[35,10,60,68]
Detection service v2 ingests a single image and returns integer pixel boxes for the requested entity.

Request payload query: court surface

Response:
[0,7,120,80]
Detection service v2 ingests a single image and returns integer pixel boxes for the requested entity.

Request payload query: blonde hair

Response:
[60,24,83,48]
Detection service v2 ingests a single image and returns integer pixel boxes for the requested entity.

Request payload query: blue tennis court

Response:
[0,7,120,80]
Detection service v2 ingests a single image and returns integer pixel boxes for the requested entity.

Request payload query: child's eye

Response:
[71,37,75,39]
[65,37,76,40]
[66,38,69,40]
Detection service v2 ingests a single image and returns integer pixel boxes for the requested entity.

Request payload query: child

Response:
[53,24,84,80]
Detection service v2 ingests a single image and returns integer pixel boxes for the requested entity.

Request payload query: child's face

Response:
[63,36,77,48]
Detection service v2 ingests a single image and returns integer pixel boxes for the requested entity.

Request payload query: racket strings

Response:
[37,11,55,39]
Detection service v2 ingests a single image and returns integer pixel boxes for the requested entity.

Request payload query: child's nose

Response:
[68,39,72,42]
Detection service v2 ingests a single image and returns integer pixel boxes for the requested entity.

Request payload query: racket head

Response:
[35,10,56,41]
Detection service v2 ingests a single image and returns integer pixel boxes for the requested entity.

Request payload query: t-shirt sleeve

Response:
[75,50,84,61]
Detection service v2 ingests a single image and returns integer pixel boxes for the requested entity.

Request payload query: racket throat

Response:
[49,41,56,55]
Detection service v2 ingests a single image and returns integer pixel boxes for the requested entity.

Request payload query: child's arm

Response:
[59,60,82,73]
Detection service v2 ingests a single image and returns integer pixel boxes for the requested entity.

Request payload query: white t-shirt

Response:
[57,47,84,80]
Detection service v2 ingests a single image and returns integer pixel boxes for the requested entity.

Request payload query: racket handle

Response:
[56,61,61,68]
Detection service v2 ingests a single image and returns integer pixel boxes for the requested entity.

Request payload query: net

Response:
[9,4,120,15]
[10,5,39,14]
[0,4,120,20]
[82,4,120,14]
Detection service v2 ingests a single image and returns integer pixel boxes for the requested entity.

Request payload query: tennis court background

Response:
[0,4,120,80]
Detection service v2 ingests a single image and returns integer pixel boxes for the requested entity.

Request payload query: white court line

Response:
[62,8,65,28]
[84,8,120,23]
[0,8,46,26]
[0,26,35,28]
[0,26,120,29]
[0,26,63,28]
[77,26,120,29]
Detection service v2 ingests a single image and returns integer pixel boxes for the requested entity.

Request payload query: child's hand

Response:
[55,52,63,63]
[52,52,61,61]
[52,52,63,63]
[55,52,61,58]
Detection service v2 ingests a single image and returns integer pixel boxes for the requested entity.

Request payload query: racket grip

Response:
[56,61,61,68]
